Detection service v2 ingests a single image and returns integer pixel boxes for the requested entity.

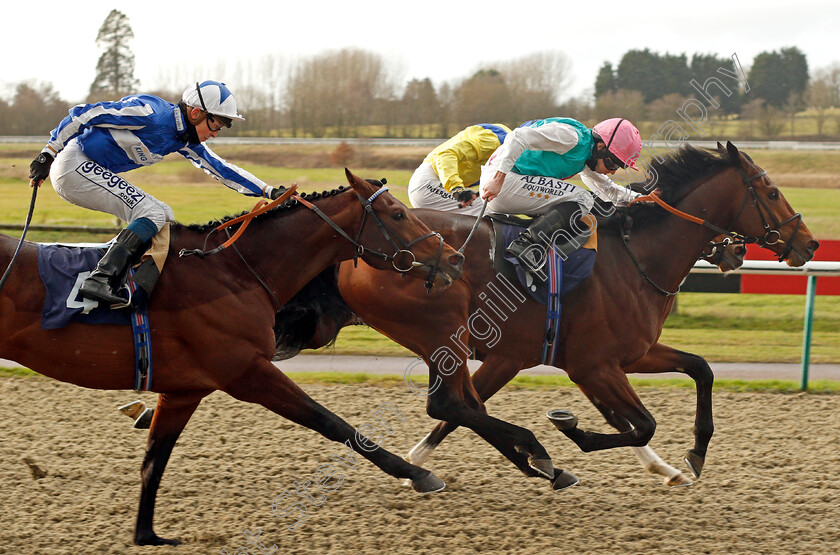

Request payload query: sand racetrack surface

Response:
[1,376,838,555]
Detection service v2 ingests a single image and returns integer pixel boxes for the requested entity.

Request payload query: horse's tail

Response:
[272,265,357,360]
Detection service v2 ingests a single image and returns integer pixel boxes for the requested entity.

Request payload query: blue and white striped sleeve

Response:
[44,97,156,156]
[178,144,269,197]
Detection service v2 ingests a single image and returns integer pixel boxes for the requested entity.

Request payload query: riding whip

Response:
[0,180,39,293]
[458,198,487,254]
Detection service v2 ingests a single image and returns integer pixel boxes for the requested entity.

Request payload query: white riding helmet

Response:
[182,80,245,122]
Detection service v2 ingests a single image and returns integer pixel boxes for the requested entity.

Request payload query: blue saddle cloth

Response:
[497,222,596,305]
[37,244,144,330]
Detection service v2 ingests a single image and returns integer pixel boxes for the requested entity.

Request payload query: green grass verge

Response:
[2,366,837,393]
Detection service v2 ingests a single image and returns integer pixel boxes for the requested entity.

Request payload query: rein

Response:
[458,200,488,254]
[181,183,446,297]
[623,164,802,296]
[179,185,298,258]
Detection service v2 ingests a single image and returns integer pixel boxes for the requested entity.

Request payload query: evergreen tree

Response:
[689,53,744,114]
[748,47,809,109]
[594,62,617,98]
[88,9,140,101]
[616,49,691,103]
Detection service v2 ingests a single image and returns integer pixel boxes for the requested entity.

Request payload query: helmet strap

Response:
[177,102,202,144]
[586,139,609,170]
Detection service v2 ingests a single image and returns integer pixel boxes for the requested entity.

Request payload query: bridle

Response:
[293,186,446,292]
[701,236,744,265]
[180,184,447,298]
[622,163,804,296]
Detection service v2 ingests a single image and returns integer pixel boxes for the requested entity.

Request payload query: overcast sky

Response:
[4,0,839,104]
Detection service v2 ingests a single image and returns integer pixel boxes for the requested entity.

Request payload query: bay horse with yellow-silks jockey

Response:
[275,143,819,490]
[0,170,464,546]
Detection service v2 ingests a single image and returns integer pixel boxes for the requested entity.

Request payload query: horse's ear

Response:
[725,141,740,161]
[345,167,372,195]
[716,141,724,150]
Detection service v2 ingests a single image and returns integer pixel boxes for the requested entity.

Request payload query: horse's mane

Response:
[272,265,354,360]
[173,186,351,233]
[598,144,737,230]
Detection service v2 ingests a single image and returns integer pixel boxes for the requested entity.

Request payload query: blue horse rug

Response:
[492,219,597,365]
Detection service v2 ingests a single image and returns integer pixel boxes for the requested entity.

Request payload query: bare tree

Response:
[286,48,399,137]
[3,82,70,135]
[400,78,440,136]
[496,51,573,104]
[494,51,573,122]
[805,64,840,137]
[450,69,514,128]
[594,89,646,124]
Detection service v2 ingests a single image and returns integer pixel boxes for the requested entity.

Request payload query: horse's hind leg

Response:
[581,392,692,487]
[222,360,444,493]
[552,366,658,452]
[135,390,210,546]
[623,342,715,478]
[424,359,559,483]
[407,356,523,467]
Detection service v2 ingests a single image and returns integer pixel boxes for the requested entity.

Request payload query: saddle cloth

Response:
[491,216,597,305]
[37,225,169,330]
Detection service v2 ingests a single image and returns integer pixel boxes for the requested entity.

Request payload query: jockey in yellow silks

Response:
[408,123,511,216]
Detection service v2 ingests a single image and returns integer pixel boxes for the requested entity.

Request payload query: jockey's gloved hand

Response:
[269,186,288,200]
[452,187,477,208]
[29,151,54,185]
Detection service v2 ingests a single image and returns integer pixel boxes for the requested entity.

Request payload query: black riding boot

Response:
[79,228,146,306]
[505,202,588,271]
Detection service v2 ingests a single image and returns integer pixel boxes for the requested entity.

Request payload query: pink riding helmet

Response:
[592,118,641,170]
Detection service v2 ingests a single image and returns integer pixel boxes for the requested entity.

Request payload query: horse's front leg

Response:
[623,342,715,478]
[222,359,444,493]
[135,390,210,546]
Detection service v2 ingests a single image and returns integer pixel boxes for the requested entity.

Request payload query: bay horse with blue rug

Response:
[0,170,464,546]
[275,143,819,489]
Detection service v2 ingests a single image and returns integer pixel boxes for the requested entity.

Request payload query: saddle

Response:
[487,214,597,305]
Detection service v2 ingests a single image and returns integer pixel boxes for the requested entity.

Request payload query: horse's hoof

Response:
[133,408,154,429]
[665,472,694,487]
[551,469,579,491]
[528,457,555,479]
[547,409,578,431]
[684,449,705,478]
[118,400,146,420]
[411,471,445,494]
[134,532,182,546]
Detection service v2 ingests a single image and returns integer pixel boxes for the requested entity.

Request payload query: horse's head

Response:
[723,142,819,267]
[344,169,464,288]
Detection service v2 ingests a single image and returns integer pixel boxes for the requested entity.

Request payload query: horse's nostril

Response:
[808,239,820,252]
[449,253,465,267]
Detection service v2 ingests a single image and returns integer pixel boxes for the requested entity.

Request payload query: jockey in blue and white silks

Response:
[28,81,287,306]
